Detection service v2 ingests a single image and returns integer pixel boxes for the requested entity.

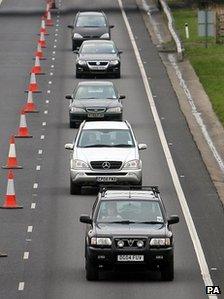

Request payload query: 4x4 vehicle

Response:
[80,186,179,281]
[66,81,124,128]
[74,40,122,78]
[67,11,114,51]
[64,121,147,194]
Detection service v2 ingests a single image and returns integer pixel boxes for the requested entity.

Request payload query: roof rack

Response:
[99,185,160,197]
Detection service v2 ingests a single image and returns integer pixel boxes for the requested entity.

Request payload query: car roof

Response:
[77,81,114,87]
[101,190,159,201]
[83,121,128,130]
[78,11,105,17]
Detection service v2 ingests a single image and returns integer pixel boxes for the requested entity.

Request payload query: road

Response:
[0,0,223,298]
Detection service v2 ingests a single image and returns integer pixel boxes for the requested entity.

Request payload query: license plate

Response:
[117,255,144,262]
[88,113,104,118]
[96,177,117,182]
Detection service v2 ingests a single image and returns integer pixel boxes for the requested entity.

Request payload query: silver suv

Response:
[65,121,147,194]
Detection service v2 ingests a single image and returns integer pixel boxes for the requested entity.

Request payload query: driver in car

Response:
[102,202,122,222]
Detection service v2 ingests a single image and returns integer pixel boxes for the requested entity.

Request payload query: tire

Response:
[76,70,82,79]
[114,69,120,79]
[85,259,99,281]
[70,178,82,195]
[161,257,174,281]
[69,119,76,128]
[72,40,77,51]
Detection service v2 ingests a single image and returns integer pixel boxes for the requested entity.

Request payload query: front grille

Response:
[85,172,127,176]
[86,108,106,113]
[88,61,108,66]
[90,161,122,170]
[115,238,147,249]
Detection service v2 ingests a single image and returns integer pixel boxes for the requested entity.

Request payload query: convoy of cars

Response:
[66,11,179,281]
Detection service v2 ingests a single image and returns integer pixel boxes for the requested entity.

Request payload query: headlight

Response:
[150,238,171,246]
[73,33,83,39]
[123,159,140,170]
[71,159,90,170]
[107,107,122,113]
[110,59,119,65]
[70,107,85,113]
[77,59,86,65]
[100,33,110,39]
[91,237,112,246]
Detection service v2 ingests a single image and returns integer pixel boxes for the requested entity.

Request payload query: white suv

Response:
[65,121,147,194]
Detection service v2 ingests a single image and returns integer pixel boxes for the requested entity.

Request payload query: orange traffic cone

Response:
[34,43,45,60]
[0,170,23,209]
[2,135,23,169]
[0,252,7,257]
[39,32,46,48]
[46,11,53,26]
[15,110,33,138]
[39,19,48,35]
[31,56,44,75]
[26,73,41,93]
[23,91,39,113]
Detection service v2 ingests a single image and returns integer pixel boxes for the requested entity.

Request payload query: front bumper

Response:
[69,112,122,124]
[70,169,142,186]
[86,246,173,270]
[76,63,120,75]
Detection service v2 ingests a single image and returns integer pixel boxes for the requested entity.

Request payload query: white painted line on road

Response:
[47,90,51,94]
[51,65,54,68]
[52,51,56,55]
[56,24,59,27]
[46,100,49,104]
[23,252,29,260]
[48,81,52,84]
[40,135,45,140]
[27,226,33,233]
[50,72,54,76]
[168,54,224,174]
[54,45,57,48]
[38,149,43,155]
[52,57,55,61]
[118,0,217,297]
[31,203,36,209]
[36,165,41,171]
[33,183,38,189]
[55,33,58,37]
[18,282,25,291]
[54,39,58,42]
[42,122,46,126]
[44,110,48,114]
[55,28,59,32]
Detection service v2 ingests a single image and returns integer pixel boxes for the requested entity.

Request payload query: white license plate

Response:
[117,255,144,262]
[87,113,104,118]
[96,177,117,182]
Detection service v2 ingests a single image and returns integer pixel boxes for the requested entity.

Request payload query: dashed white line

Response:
[55,28,59,32]
[40,135,45,140]
[48,81,52,84]
[51,65,54,68]
[50,72,54,76]
[38,149,43,155]
[54,33,58,37]
[42,122,46,126]
[23,252,29,260]
[27,226,33,233]
[33,183,38,189]
[53,45,57,48]
[46,100,49,104]
[54,39,58,42]
[47,90,51,94]
[52,51,56,55]
[52,57,55,61]
[36,165,41,170]
[31,203,36,209]
[18,282,25,291]
[44,110,48,114]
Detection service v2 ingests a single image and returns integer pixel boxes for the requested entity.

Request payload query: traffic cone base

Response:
[0,252,7,257]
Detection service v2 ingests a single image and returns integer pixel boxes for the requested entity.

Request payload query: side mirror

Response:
[67,25,74,29]
[65,95,73,100]
[119,94,126,99]
[138,143,147,150]
[168,215,179,225]
[80,215,92,224]
[109,25,115,29]
[73,49,79,54]
[65,143,74,150]
[118,50,123,54]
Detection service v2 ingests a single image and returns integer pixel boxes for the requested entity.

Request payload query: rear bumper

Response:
[69,112,122,123]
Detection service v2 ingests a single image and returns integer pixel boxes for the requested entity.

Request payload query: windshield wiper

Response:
[110,220,136,224]
[82,144,112,148]
[78,97,98,99]
[136,221,164,224]
[100,220,164,225]
[113,144,133,147]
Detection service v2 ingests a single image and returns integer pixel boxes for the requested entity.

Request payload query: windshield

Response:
[75,85,117,100]
[97,200,164,223]
[81,43,116,54]
[76,15,107,27]
[77,129,134,148]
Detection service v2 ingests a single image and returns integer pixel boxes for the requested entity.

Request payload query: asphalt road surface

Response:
[0,0,224,298]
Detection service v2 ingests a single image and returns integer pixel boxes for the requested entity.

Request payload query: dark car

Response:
[79,186,179,281]
[66,81,125,128]
[75,40,122,78]
[67,11,114,50]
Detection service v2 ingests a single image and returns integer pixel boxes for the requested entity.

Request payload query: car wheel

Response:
[85,259,99,281]
[161,257,174,281]
[114,69,120,79]
[72,40,77,51]
[70,178,82,195]
[76,70,82,79]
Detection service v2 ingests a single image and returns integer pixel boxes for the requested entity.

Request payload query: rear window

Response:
[76,15,107,27]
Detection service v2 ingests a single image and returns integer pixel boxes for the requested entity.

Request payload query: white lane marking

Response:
[27,226,33,233]
[168,54,224,174]
[40,135,45,140]
[23,252,29,260]
[52,51,56,55]
[56,24,59,27]
[48,81,52,84]
[18,282,25,291]
[51,65,54,68]
[38,149,43,155]
[46,100,49,104]
[55,28,59,32]
[31,203,36,209]
[54,39,58,42]
[36,165,41,170]
[118,0,217,297]
[54,45,57,48]
[44,110,48,114]
[42,122,46,126]
[52,57,55,61]
[33,183,38,189]
[47,90,51,94]
[55,33,58,37]
[50,72,54,76]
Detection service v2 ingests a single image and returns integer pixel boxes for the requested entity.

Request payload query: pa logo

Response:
[206,286,221,295]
